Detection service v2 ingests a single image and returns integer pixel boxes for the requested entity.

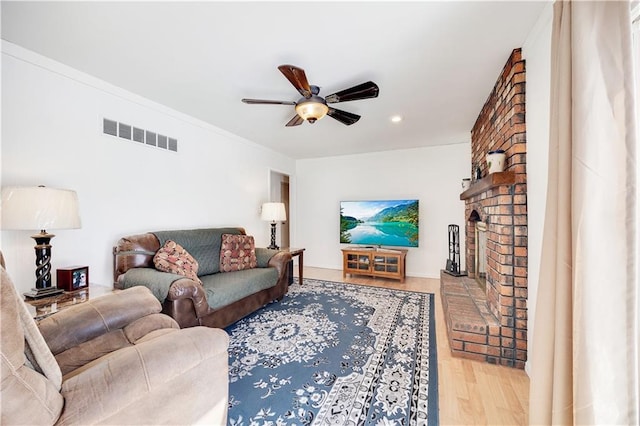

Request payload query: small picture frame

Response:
[56,266,89,292]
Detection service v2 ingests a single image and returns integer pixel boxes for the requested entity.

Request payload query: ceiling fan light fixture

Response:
[295,96,329,123]
[243,65,377,127]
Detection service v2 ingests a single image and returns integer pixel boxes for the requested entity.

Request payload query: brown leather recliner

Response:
[0,258,230,425]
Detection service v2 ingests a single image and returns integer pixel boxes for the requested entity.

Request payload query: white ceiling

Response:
[1,1,548,159]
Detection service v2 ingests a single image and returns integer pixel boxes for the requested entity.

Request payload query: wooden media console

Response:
[341,247,408,283]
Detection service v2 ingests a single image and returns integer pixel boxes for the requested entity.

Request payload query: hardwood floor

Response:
[299,266,530,425]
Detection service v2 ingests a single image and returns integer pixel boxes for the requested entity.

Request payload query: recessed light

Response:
[391,115,403,123]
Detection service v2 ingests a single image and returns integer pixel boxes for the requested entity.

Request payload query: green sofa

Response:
[113,227,291,328]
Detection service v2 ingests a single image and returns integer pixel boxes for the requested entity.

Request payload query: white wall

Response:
[295,143,470,279]
[522,3,553,374]
[1,42,295,295]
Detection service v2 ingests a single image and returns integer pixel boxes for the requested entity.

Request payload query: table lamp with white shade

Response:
[1,185,81,298]
[261,202,286,250]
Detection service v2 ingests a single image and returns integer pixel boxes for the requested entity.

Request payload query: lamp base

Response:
[268,222,280,250]
[24,286,64,299]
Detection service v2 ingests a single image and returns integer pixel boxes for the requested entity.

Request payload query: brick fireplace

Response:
[441,48,528,368]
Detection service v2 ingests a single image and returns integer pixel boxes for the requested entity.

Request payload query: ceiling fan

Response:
[242,65,379,127]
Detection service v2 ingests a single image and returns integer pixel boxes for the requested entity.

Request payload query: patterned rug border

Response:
[294,277,440,425]
[294,276,436,298]
[227,277,440,425]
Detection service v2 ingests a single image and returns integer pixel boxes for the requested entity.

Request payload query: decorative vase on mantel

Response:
[461,178,471,191]
[486,150,506,174]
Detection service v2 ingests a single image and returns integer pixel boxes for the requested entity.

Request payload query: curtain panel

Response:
[529,1,638,425]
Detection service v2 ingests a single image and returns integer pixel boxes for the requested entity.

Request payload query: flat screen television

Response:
[340,199,419,247]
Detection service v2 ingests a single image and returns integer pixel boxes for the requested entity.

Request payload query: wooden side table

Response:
[282,248,305,284]
[24,285,113,321]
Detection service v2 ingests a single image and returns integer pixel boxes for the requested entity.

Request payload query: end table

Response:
[24,284,112,321]
[282,248,305,285]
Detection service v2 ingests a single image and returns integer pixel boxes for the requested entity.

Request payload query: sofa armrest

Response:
[113,233,162,286]
[38,287,164,356]
[255,247,281,267]
[165,277,212,319]
[267,250,292,275]
[117,268,184,302]
[120,268,212,322]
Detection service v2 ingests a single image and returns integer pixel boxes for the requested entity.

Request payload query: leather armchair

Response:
[1,261,229,425]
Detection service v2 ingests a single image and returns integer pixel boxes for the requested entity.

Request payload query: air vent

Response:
[145,131,156,146]
[133,127,144,143]
[102,118,178,152]
[103,119,117,136]
[157,134,166,149]
[119,123,131,140]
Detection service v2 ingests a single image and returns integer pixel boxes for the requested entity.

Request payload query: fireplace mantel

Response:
[460,171,516,200]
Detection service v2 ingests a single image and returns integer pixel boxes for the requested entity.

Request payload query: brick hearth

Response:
[441,48,528,369]
[440,271,500,362]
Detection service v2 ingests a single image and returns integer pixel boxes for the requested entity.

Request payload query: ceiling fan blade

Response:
[242,98,296,105]
[278,65,312,98]
[325,81,379,104]
[285,114,304,127]
[327,108,361,126]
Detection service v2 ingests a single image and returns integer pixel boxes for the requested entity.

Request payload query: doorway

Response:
[269,170,290,249]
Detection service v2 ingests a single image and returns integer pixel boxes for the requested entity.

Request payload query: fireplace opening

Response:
[475,221,487,291]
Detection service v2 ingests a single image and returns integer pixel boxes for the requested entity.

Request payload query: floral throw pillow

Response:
[153,240,202,284]
[220,234,257,272]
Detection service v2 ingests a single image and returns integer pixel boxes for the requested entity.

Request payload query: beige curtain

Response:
[529,1,638,425]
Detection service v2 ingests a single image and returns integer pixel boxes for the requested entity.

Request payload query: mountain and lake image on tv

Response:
[340,200,419,247]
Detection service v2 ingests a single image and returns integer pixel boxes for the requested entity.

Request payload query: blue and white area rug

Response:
[226,278,439,425]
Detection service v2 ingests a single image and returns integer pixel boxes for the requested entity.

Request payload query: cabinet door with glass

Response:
[346,253,370,272]
[373,254,399,273]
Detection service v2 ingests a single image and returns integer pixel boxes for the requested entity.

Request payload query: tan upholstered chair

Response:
[1,259,229,425]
